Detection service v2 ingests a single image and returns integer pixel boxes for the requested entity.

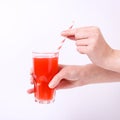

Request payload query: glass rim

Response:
[32,51,59,54]
[32,51,59,58]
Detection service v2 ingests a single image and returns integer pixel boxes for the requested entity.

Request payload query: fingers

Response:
[28,65,64,94]
[30,76,34,84]
[61,28,76,38]
[61,26,98,41]
[27,68,34,94]
[30,68,36,84]
[76,46,88,54]
[76,39,89,46]
[49,75,62,88]
[61,26,101,55]
[27,88,34,94]
[61,28,89,40]
[30,68,33,75]
[49,70,65,88]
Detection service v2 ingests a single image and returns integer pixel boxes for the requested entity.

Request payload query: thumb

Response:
[49,72,64,88]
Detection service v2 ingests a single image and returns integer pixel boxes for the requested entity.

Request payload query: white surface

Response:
[0,0,120,120]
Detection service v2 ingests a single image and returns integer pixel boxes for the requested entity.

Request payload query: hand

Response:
[27,64,120,92]
[49,64,120,89]
[27,69,34,94]
[49,65,87,89]
[27,65,88,93]
[61,26,113,69]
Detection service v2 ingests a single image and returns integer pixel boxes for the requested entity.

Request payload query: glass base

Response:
[35,98,55,104]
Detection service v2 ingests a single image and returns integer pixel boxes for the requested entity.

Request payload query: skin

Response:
[27,64,120,93]
[49,64,120,89]
[61,26,120,73]
[27,26,120,93]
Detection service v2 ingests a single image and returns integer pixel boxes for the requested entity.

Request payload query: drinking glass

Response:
[32,51,59,104]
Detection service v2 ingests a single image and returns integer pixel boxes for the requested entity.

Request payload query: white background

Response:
[0,0,120,120]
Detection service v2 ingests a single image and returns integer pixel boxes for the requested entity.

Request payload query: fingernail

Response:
[61,31,66,35]
[48,82,54,88]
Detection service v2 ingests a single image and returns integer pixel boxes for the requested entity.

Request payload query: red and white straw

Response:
[57,22,74,51]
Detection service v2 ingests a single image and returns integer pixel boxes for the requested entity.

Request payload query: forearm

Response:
[81,64,120,85]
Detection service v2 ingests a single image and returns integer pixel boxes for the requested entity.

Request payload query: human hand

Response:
[27,64,120,93]
[27,69,34,94]
[27,65,88,93]
[61,26,113,69]
[48,65,88,89]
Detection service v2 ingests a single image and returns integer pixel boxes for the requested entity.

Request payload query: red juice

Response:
[33,52,58,104]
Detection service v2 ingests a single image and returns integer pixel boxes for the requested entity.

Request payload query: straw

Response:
[57,22,74,51]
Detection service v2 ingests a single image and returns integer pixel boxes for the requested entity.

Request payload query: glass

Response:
[32,51,59,104]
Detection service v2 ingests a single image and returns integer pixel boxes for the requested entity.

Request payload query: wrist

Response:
[102,49,120,72]
[80,64,120,85]
[77,64,99,85]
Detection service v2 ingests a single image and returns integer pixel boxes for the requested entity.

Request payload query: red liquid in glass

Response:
[33,55,58,103]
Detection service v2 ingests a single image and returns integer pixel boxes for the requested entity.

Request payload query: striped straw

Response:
[57,22,74,51]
